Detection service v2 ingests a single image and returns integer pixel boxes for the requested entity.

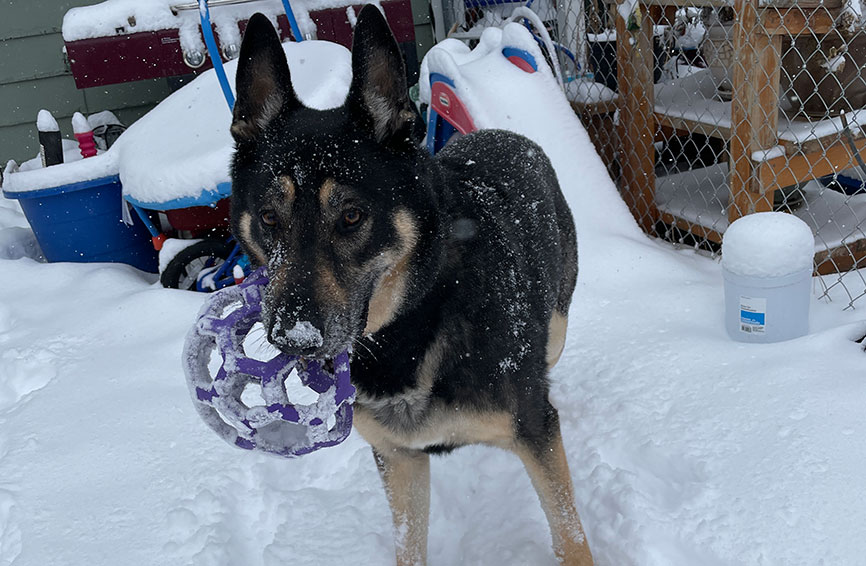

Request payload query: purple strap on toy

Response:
[182,267,355,457]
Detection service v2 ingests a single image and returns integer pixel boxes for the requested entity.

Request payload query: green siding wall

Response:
[0,0,172,168]
[410,0,435,59]
[0,0,435,169]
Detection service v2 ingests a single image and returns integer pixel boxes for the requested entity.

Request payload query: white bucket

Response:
[721,212,814,343]
[723,266,811,343]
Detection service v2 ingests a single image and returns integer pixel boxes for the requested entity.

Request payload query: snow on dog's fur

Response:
[229,8,591,565]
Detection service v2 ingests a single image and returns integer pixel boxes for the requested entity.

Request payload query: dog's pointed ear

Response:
[231,13,299,142]
[347,5,417,147]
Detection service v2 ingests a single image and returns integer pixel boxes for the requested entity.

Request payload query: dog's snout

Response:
[268,319,325,354]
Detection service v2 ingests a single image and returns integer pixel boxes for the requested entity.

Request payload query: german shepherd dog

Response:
[229,7,592,565]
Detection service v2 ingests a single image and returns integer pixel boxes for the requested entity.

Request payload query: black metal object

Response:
[588,34,668,92]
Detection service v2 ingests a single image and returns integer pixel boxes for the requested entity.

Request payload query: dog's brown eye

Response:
[260,210,278,227]
[340,208,364,230]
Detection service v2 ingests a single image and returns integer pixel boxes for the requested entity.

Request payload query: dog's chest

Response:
[351,342,514,452]
[352,401,513,452]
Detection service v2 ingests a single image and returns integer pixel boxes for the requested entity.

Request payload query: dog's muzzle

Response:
[268,320,324,353]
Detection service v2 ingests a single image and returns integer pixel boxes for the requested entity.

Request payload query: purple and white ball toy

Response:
[182,267,355,458]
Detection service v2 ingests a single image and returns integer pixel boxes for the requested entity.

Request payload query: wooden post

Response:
[729,0,782,222]
[616,2,658,233]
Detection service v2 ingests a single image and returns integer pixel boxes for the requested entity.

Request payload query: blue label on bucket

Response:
[740,310,765,325]
[739,296,767,334]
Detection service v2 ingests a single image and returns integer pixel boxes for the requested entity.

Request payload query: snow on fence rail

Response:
[539,0,866,307]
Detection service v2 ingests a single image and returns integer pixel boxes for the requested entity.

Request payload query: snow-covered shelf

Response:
[656,162,866,259]
[654,69,866,154]
[654,71,733,139]
[611,0,866,283]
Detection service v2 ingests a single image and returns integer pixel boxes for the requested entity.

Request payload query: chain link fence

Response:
[432,0,866,307]
[547,0,866,308]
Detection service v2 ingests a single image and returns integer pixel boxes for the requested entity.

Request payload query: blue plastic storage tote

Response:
[3,175,157,272]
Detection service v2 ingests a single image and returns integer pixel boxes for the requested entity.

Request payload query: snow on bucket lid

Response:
[722,212,815,278]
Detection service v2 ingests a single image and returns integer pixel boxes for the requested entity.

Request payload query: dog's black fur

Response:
[351,129,577,451]
[229,8,590,565]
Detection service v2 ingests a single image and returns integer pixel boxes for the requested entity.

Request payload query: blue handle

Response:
[198,0,236,110]
[130,203,161,238]
[281,0,304,42]
[198,0,303,111]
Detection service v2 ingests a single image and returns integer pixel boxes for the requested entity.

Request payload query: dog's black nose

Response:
[268,320,324,356]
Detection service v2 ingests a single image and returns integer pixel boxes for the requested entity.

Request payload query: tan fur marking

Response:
[315,263,347,306]
[353,407,514,453]
[319,178,336,209]
[238,212,267,264]
[279,175,295,204]
[364,210,418,335]
[547,311,568,369]
[373,448,430,566]
[230,122,253,140]
[414,332,446,398]
[398,109,416,123]
[515,435,594,566]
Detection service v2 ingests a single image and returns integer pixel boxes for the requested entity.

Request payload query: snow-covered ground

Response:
[2,25,866,566]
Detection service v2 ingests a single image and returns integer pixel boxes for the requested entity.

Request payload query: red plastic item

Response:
[507,55,536,73]
[74,131,97,158]
[164,199,231,232]
[430,81,477,135]
[152,233,168,251]
[233,265,246,285]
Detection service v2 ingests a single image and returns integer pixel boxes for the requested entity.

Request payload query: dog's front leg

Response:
[515,414,594,566]
[373,447,431,566]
